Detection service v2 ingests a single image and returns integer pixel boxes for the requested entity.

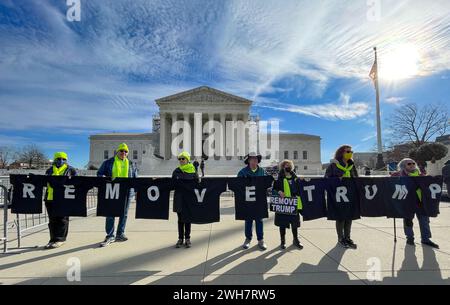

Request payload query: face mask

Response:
[343,153,353,161]
[55,159,67,168]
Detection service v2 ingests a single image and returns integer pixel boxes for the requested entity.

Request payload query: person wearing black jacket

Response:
[172,151,199,248]
[273,160,304,250]
[193,158,200,173]
[443,160,450,199]
[200,159,205,177]
[324,145,358,249]
[44,152,77,249]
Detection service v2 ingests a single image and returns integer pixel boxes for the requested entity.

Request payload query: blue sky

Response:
[0,0,449,168]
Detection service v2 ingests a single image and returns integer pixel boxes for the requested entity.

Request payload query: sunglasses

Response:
[178,158,186,161]
[344,150,353,154]
[407,162,416,166]
[55,158,67,161]
[118,150,128,153]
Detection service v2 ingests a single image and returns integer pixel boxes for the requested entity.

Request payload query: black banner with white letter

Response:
[135,178,173,220]
[8,175,444,222]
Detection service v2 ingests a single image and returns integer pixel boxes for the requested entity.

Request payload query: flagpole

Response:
[373,47,385,171]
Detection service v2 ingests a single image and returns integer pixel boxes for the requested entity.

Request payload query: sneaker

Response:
[100,236,115,247]
[345,238,357,249]
[44,242,54,249]
[258,240,267,251]
[175,239,184,248]
[406,238,415,246]
[339,239,349,249]
[50,241,65,249]
[115,234,128,242]
[185,239,191,248]
[422,240,439,249]
[293,239,304,250]
[242,238,251,249]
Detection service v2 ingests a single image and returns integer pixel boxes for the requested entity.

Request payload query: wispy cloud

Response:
[255,93,370,120]
[385,97,405,105]
[0,0,449,148]
[361,132,377,142]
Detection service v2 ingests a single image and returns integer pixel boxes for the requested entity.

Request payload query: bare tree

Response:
[0,146,16,169]
[388,103,449,148]
[17,145,48,169]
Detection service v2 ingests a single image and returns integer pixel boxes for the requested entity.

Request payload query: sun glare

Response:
[380,44,421,81]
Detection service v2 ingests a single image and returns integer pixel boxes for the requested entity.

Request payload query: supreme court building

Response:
[88,86,322,175]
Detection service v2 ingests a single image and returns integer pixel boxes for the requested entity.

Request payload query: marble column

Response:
[183,112,191,154]
[159,112,166,159]
[231,113,237,160]
[220,113,226,160]
[170,112,178,159]
[241,113,249,159]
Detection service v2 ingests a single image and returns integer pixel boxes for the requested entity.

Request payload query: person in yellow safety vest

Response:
[325,145,358,249]
[97,143,137,247]
[172,151,198,248]
[272,160,304,250]
[391,158,439,249]
[44,152,77,249]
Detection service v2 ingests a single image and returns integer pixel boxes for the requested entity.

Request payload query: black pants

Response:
[45,202,69,243]
[177,213,191,240]
[280,226,299,241]
[336,220,352,241]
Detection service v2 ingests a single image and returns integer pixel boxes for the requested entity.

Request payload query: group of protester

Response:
[42,143,441,251]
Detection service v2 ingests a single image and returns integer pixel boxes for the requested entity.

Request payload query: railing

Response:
[0,176,99,254]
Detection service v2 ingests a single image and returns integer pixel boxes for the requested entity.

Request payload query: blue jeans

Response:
[403,214,432,242]
[245,219,264,241]
[105,195,131,238]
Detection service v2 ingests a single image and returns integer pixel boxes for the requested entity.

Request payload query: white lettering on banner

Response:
[365,185,378,200]
[303,185,315,202]
[64,185,76,199]
[106,183,120,200]
[336,186,349,203]
[270,196,297,215]
[270,196,297,206]
[147,186,160,201]
[392,184,408,200]
[194,188,207,203]
[22,183,36,198]
[245,186,256,202]
[429,184,441,199]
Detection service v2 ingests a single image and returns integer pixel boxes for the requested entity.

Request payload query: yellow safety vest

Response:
[283,176,303,210]
[46,164,68,201]
[112,156,129,179]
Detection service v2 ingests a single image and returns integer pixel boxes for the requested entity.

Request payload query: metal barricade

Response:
[1,175,98,254]
[1,182,9,253]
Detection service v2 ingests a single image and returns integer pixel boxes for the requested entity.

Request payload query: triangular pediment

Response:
[155,86,253,105]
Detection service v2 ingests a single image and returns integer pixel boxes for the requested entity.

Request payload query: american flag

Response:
[369,48,378,87]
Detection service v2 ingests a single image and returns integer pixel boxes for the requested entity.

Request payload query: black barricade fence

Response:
[8,175,444,222]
